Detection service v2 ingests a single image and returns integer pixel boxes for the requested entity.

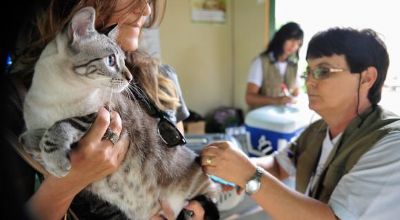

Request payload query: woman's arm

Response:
[27,107,128,220]
[201,141,336,220]
[245,83,293,108]
[250,155,289,181]
[250,168,336,220]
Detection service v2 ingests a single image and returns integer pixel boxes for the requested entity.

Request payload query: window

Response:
[276,0,400,114]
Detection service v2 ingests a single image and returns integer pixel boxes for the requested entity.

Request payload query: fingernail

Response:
[98,106,106,114]
[104,104,111,111]
[110,111,118,120]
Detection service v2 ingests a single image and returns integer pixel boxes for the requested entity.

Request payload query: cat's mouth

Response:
[110,78,130,93]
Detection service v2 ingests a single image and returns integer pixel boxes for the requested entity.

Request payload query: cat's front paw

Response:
[41,149,71,177]
[19,129,46,158]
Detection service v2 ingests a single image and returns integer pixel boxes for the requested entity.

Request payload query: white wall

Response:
[159,0,268,116]
[232,0,267,112]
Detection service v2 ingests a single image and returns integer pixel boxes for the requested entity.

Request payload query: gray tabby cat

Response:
[20,7,216,219]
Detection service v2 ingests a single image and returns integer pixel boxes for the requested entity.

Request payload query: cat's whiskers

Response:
[129,85,146,116]
[124,86,135,101]
[134,86,148,102]
[108,87,114,112]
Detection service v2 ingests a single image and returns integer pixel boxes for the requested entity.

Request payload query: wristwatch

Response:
[245,166,263,195]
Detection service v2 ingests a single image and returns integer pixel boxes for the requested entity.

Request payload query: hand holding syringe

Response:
[280,83,296,105]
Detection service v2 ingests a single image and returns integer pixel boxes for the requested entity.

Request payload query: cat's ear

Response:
[69,7,96,42]
[106,24,119,42]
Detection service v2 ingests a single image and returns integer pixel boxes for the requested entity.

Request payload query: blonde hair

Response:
[13,0,179,110]
[126,51,180,110]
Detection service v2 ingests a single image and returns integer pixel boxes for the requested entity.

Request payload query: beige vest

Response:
[259,54,298,97]
[290,106,400,202]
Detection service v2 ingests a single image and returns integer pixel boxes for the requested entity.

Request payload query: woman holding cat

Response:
[1,0,201,219]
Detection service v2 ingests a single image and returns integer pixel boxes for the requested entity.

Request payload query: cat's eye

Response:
[107,54,116,67]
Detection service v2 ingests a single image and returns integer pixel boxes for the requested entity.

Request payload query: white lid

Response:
[245,105,314,133]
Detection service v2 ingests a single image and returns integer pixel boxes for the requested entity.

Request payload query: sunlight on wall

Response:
[276,0,400,114]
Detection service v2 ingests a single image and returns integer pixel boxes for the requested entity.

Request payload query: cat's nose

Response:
[124,70,133,83]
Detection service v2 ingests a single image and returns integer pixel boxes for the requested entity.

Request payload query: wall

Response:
[159,0,267,116]
[232,0,268,112]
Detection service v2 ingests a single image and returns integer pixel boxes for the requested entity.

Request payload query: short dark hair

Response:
[262,22,304,62]
[176,194,220,220]
[306,27,390,105]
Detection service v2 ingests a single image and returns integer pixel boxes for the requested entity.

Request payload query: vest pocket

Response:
[262,81,281,97]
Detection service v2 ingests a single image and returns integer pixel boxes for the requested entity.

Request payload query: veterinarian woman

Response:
[0,0,209,219]
[202,27,400,220]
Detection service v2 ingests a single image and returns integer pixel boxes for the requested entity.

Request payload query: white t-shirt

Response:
[247,57,264,87]
[277,61,288,76]
[275,131,400,219]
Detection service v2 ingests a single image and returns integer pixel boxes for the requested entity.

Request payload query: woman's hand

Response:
[28,107,129,220]
[200,141,256,188]
[278,96,294,105]
[67,107,129,188]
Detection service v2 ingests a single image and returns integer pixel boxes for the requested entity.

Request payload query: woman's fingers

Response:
[200,141,231,166]
[82,107,111,143]
[108,110,123,135]
[105,110,128,165]
[102,110,123,146]
[111,134,129,166]
[201,141,256,187]
[82,107,123,148]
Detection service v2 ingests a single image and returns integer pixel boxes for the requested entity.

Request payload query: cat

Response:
[19,7,217,219]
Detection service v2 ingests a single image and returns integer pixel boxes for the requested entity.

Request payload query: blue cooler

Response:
[245,105,312,156]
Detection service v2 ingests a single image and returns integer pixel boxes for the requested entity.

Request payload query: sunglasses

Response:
[302,67,347,80]
[132,87,187,147]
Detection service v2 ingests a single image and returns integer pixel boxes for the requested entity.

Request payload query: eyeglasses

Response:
[301,67,348,80]
[132,87,187,147]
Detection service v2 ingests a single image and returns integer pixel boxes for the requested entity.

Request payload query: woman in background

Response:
[245,22,304,109]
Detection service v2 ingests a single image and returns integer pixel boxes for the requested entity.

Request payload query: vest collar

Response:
[266,52,297,66]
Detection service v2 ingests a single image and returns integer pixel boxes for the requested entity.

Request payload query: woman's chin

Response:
[117,33,139,52]
[120,40,139,52]
[308,101,319,112]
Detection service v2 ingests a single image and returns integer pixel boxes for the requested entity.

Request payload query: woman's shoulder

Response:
[251,56,263,64]
[0,73,18,93]
[0,73,27,147]
[0,74,37,204]
[0,74,24,111]
[158,64,181,86]
[300,119,327,138]
[159,64,177,78]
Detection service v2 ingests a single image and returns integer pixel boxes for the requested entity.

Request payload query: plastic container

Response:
[245,105,312,156]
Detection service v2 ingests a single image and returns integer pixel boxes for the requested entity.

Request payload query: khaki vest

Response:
[290,106,400,202]
[259,54,298,97]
